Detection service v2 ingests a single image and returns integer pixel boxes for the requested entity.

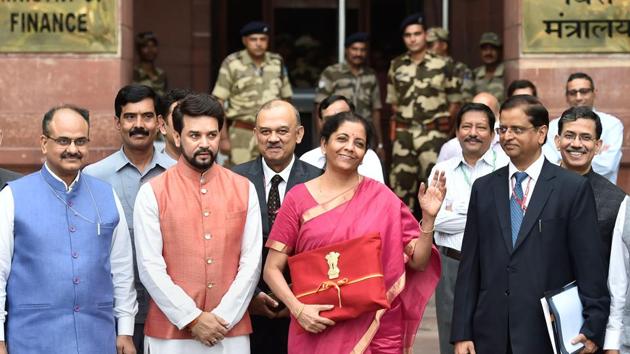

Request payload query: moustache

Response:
[464,136,483,144]
[129,128,150,137]
[194,148,214,158]
[61,152,83,160]
[565,147,587,154]
[266,143,282,149]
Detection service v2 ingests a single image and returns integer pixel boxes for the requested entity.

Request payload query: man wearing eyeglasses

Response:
[452,95,609,354]
[0,105,137,353]
[84,84,176,352]
[543,72,623,184]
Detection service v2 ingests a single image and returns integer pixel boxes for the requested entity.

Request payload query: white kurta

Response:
[133,180,262,354]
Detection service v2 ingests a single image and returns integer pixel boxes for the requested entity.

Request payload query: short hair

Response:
[456,102,496,130]
[318,95,355,119]
[558,106,602,140]
[500,95,549,143]
[42,104,90,135]
[256,99,301,125]
[114,84,160,118]
[507,80,538,97]
[566,72,595,91]
[161,88,193,121]
[172,93,225,134]
[320,111,372,149]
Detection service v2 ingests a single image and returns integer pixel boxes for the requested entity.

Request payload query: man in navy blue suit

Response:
[232,99,321,354]
[451,95,609,354]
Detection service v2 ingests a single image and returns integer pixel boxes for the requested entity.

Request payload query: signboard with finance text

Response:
[0,0,117,53]
[523,0,630,53]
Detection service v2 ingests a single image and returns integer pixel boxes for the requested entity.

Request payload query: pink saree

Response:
[266,178,441,354]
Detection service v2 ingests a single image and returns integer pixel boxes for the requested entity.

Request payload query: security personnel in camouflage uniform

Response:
[133,31,168,96]
[387,14,462,213]
[427,27,474,103]
[212,21,293,165]
[315,32,384,155]
[472,32,505,102]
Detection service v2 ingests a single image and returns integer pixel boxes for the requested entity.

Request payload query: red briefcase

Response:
[288,232,390,321]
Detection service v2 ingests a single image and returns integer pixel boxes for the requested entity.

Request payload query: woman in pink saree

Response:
[263,112,443,353]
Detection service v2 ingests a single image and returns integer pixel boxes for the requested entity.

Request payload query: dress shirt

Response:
[437,132,504,164]
[604,196,630,350]
[83,147,175,230]
[134,181,262,354]
[261,155,294,203]
[543,108,623,183]
[507,152,546,209]
[300,147,385,183]
[0,165,138,339]
[430,148,509,251]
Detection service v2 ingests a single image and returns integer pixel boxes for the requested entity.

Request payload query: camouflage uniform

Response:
[386,52,461,211]
[315,62,382,121]
[472,62,505,103]
[454,61,474,103]
[133,66,167,96]
[212,50,293,165]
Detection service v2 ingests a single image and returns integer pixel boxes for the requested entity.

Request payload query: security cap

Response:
[427,27,449,42]
[345,32,369,47]
[479,32,501,47]
[399,13,424,33]
[240,21,270,37]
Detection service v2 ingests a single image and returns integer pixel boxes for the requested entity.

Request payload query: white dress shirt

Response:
[543,109,623,183]
[300,147,385,183]
[604,196,630,350]
[0,165,138,340]
[507,152,546,210]
[431,148,509,251]
[134,181,262,354]
[262,155,294,203]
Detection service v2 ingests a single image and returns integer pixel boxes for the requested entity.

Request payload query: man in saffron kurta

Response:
[0,105,137,354]
[133,93,262,353]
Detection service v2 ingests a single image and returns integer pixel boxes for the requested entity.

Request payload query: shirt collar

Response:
[454,147,497,171]
[240,50,270,66]
[115,146,172,174]
[508,151,545,182]
[262,155,295,187]
[44,162,81,192]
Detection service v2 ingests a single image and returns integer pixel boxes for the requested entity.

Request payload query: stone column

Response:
[0,1,133,172]
[503,0,630,192]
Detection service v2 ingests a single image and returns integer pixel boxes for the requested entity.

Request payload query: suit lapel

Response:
[493,166,514,254]
[285,156,303,192]
[248,157,269,235]
[513,160,555,251]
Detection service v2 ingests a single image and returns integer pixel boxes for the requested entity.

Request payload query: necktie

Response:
[268,174,283,227]
[510,172,529,246]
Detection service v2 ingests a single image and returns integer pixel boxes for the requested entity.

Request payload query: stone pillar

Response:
[0,1,133,172]
[503,0,630,192]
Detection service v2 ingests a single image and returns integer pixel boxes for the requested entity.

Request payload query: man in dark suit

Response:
[452,95,609,354]
[0,128,21,190]
[232,99,321,354]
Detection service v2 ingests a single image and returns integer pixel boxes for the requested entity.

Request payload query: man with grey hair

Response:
[232,99,321,354]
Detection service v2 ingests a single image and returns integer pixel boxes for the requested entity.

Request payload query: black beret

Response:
[399,13,424,33]
[344,32,369,48]
[240,21,270,37]
[136,31,158,46]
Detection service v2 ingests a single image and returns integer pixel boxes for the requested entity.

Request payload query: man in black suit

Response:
[452,95,609,354]
[0,128,21,190]
[232,99,321,354]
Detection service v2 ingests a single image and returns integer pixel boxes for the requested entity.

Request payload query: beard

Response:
[182,147,216,171]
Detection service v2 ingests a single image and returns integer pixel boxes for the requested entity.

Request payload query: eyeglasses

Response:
[46,135,90,147]
[566,88,593,97]
[495,126,538,135]
[561,132,595,143]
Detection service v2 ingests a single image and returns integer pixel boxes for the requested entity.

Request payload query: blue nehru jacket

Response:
[6,166,119,353]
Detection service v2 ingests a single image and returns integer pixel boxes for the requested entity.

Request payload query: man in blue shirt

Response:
[83,84,175,352]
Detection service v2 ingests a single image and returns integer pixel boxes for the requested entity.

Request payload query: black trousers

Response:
[249,315,290,354]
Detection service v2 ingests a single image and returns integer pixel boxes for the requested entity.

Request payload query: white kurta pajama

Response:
[134,181,262,354]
